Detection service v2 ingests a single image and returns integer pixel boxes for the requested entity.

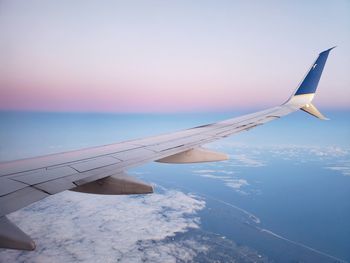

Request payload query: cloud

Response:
[196,174,231,180]
[309,146,348,158]
[229,154,265,167]
[0,189,206,263]
[325,166,350,176]
[192,143,350,194]
[325,161,350,176]
[261,145,349,161]
[225,179,249,190]
[193,169,217,174]
[193,171,249,193]
[210,141,349,161]
[193,169,234,175]
[206,143,350,181]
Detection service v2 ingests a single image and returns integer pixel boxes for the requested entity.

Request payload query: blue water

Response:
[0,110,349,262]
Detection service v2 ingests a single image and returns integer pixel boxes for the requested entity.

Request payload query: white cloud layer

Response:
[210,141,349,159]
[229,154,265,167]
[194,171,249,194]
[325,161,350,176]
[0,190,206,263]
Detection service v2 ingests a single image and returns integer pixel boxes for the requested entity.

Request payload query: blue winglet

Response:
[294,47,336,96]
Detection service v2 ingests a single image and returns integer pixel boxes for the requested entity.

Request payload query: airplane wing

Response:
[0,47,335,251]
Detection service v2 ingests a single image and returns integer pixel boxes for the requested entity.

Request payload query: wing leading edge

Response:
[0,48,334,250]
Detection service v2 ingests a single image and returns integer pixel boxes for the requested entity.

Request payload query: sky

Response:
[0,0,349,113]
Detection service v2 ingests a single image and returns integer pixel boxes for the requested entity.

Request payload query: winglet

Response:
[285,47,335,120]
[294,46,335,96]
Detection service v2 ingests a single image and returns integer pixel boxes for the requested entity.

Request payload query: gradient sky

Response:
[0,0,349,112]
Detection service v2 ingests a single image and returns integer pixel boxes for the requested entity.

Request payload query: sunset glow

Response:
[1,1,349,112]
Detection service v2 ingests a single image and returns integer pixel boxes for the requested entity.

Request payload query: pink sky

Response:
[1,1,349,112]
